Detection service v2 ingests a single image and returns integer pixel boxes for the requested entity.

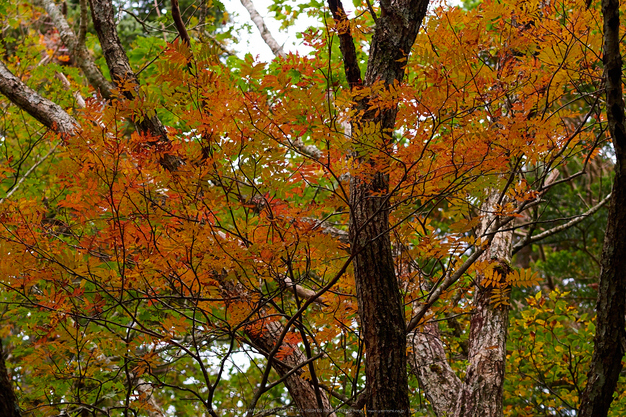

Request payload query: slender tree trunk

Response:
[408,323,462,416]
[88,0,176,171]
[578,0,626,412]
[249,320,336,417]
[328,0,428,414]
[408,194,513,417]
[0,340,21,417]
[452,199,512,417]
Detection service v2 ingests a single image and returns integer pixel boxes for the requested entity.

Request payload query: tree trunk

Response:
[329,0,428,414]
[249,320,336,417]
[35,0,115,99]
[350,171,410,415]
[0,340,21,417]
[408,193,513,417]
[578,0,626,412]
[408,323,462,416]
[88,0,175,170]
[451,198,512,417]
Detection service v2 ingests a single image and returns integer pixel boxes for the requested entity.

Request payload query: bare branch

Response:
[89,0,180,170]
[171,0,191,46]
[0,60,80,135]
[32,0,115,99]
[291,137,323,160]
[328,0,361,88]
[301,218,349,244]
[512,193,611,254]
[408,323,462,416]
[239,0,286,58]
[55,72,86,109]
[406,243,488,334]
[88,0,141,92]
[78,0,89,45]
[0,143,59,205]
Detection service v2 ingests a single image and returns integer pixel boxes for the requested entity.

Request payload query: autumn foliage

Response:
[0,0,623,415]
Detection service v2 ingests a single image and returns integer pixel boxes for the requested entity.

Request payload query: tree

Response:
[0,0,622,415]
[579,0,626,413]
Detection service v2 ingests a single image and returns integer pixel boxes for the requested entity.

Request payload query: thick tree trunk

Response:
[578,0,626,412]
[350,171,410,415]
[408,194,513,417]
[0,340,21,417]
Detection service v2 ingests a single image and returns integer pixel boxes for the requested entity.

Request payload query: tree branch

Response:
[512,193,611,254]
[32,0,115,99]
[408,323,462,416]
[0,60,80,135]
[239,0,285,58]
[328,0,362,88]
[171,0,191,46]
[0,143,59,205]
[89,0,180,170]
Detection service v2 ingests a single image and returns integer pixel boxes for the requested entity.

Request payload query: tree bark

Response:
[34,0,115,99]
[88,0,171,147]
[331,0,428,414]
[0,61,80,135]
[0,340,21,417]
[578,0,626,413]
[248,320,336,417]
[408,323,462,416]
[239,0,285,58]
[408,194,513,417]
[452,196,512,417]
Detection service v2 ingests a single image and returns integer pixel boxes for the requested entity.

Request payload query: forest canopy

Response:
[0,0,625,415]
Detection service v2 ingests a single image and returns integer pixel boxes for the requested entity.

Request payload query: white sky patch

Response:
[222,0,356,61]
[221,0,463,62]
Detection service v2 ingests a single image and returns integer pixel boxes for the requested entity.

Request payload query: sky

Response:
[220,0,459,62]
[221,0,355,62]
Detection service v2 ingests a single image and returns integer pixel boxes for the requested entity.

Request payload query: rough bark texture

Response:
[0,340,21,417]
[88,0,169,143]
[342,0,429,414]
[578,0,626,412]
[0,61,80,135]
[88,0,179,170]
[408,323,462,416]
[34,0,115,99]
[408,195,513,417]
[249,320,336,417]
[452,196,512,417]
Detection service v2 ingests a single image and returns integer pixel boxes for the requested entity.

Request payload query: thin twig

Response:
[0,143,59,205]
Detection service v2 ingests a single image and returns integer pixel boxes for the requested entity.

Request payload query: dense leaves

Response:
[0,0,622,415]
